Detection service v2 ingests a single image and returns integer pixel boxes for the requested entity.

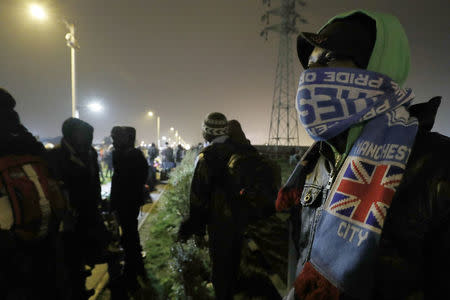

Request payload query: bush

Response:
[143,150,213,299]
[142,150,297,299]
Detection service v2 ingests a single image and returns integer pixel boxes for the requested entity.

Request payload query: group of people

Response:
[178,10,449,300]
[0,8,449,300]
[0,89,151,299]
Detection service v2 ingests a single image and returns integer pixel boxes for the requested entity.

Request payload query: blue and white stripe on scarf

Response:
[296,68,418,299]
[296,68,415,141]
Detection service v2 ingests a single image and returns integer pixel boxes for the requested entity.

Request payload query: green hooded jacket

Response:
[324,10,411,87]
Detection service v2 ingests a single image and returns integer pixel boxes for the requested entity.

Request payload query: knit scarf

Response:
[290,68,418,299]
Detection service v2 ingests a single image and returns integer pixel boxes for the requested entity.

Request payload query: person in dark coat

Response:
[110,126,149,292]
[147,142,159,167]
[175,144,185,165]
[178,113,262,300]
[0,88,62,300]
[103,148,114,178]
[47,117,108,300]
[161,142,175,170]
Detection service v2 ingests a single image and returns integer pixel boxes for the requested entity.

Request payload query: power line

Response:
[260,0,307,147]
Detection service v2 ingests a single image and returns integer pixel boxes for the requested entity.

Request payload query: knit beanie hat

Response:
[202,112,228,142]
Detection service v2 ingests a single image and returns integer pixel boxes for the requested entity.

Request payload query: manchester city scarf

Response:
[296,68,418,299]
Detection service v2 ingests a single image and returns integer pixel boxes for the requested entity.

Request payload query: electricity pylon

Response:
[261,0,307,146]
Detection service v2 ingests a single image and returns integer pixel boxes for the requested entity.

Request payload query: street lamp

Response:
[29,4,47,20]
[147,111,160,148]
[29,4,79,118]
[87,102,103,113]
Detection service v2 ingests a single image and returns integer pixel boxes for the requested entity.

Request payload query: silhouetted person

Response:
[110,126,149,293]
[103,148,114,178]
[175,144,185,165]
[0,88,64,299]
[47,117,107,300]
[161,142,175,170]
[147,142,159,167]
[178,113,266,299]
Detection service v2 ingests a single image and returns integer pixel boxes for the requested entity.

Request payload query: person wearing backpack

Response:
[110,126,149,295]
[277,11,450,300]
[0,88,66,299]
[178,113,280,299]
[47,117,109,300]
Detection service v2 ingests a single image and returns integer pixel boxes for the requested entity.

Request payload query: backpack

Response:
[0,155,66,241]
[226,152,281,226]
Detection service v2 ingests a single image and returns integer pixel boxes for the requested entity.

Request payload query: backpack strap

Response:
[0,155,43,172]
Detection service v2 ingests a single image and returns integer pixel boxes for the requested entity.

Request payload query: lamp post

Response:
[29,4,79,118]
[148,111,160,148]
[64,21,79,118]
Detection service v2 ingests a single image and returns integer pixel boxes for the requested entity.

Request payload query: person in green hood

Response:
[277,10,450,300]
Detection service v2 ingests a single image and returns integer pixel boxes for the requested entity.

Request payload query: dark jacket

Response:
[176,146,185,162]
[110,147,148,213]
[148,146,159,161]
[47,139,102,227]
[179,136,260,300]
[283,101,450,299]
[180,137,258,237]
[161,146,174,163]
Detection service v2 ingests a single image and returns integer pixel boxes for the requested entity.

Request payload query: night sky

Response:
[1,0,449,146]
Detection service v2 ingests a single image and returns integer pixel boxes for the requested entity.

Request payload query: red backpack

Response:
[0,155,66,240]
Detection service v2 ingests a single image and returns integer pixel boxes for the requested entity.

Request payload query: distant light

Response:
[87,102,103,112]
[29,4,47,20]
[162,136,167,141]
[147,111,154,117]
[170,127,174,131]
[44,143,54,149]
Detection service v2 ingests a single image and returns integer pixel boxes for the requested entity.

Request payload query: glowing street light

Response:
[29,3,79,118]
[29,4,47,20]
[147,111,154,117]
[170,127,174,131]
[87,102,103,113]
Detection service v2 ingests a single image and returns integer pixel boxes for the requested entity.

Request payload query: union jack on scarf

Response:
[295,68,418,299]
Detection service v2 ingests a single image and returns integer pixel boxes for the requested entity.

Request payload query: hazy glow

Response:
[44,143,54,149]
[29,4,47,20]
[162,136,167,140]
[170,127,174,131]
[87,102,103,112]
[147,111,154,117]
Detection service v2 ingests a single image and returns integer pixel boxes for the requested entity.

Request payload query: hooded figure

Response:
[47,117,107,299]
[278,10,450,300]
[0,89,60,299]
[0,88,45,156]
[110,126,149,292]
